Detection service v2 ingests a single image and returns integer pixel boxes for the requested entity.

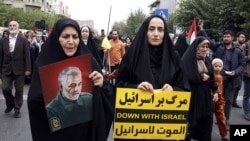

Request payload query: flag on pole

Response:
[186,17,197,45]
[101,36,111,49]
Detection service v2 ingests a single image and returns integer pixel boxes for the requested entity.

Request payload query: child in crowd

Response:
[212,58,229,141]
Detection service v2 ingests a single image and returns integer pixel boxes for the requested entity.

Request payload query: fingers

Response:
[137,82,154,93]
[89,71,103,87]
[213,93,219,102]
[162,84,173,91]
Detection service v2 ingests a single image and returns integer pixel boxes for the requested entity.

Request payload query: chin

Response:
[65,52,76,57]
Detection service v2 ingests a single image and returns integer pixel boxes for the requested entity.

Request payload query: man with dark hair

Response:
[104,30,125,78]
[232,31,247,108]
[215,30,246,130]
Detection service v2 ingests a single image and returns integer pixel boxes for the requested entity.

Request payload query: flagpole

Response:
[106,5,112,83]
[107,5,112,35]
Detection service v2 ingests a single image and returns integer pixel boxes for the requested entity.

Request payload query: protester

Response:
[212,58,229,141]
[232,31,247,108]
[27,18,114,141]
[81,25,103,69]
[115,15,190,141]
[240,39,250,121]
[104,30,125,74]
[1,29,10,38]
[0,20,31,118]
[215,30,245,130]
[174,34,189,57]
[182,36,218,141]
[25,30,40,84]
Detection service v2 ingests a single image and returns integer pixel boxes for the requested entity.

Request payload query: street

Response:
[0,84,250,141]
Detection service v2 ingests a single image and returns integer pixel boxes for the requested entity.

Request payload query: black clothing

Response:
[27,18,113,141]
[81,26,103,69]
[115,15,190,141]
[182,36,217,141]
[174,34,189,57]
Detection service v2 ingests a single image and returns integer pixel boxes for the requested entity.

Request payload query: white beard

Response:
[9,30,17,34]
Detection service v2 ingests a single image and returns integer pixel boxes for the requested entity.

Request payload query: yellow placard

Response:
[116,88,191,110]
[114,88,191,140]
[114,122,187,140]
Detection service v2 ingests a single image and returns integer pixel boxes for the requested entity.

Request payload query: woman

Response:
[174,34,189,58]
[181,36,218,141]
[124,36,132,52]
[115,15,190,141]
[1,29,10,38]
[27,18,113,141]
[81,25,103,69]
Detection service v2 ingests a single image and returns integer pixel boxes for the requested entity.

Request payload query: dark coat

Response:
[115,15,190,141]
[215,43,246,88]
[27,18,113,141]
[0,34,31,75]
[181,37,217,140]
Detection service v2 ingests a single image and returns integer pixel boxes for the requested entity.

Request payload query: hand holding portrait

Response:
[89,71,103,87]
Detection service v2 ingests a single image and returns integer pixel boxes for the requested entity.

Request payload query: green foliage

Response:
[0,3,60,32]
[112,20,128,36]
[167,13,177,33]
[175,0,248,41]
[111,8,147,37]
[126,8,147,36]
[235,0,250,33]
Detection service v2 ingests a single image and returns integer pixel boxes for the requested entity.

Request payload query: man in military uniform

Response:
[46,67,93,132]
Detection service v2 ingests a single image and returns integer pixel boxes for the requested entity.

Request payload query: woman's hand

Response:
[161,84,173,91]
[213,93,218,102]
[137,81,154,93]
[89,71,104,87]
[203,73,210,81]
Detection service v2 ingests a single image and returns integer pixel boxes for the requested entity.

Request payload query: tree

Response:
[0,3,59,32]
[126,8,147,37]
[112,20,128,36]
[175,0,247,41]
[235,0,250,34]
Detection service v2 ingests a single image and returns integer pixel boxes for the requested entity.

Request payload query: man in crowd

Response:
[215,30,246,130]
[0,20,31,118]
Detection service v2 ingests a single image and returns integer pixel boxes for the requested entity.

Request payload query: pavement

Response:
[0,84,249,141]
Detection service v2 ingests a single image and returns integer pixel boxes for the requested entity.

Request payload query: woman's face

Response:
[81,27,89,40]
[59,26,80,57]
[147,17,164,46]
[197,42,209,57]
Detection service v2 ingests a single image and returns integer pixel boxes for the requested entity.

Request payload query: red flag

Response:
[10,16,15,21]
[186,17,197,45]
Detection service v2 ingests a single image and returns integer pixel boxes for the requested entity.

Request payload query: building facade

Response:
[148,0,179,15]
[2,0,70,17]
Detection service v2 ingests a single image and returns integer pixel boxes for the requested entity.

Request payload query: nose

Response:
[74,85,80,91]
[68,36,74,43]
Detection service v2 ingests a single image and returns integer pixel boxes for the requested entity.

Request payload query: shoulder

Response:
[79,93,93,99]
[18,34,28,41]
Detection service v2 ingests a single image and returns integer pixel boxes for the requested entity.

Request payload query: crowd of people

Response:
[0,15,249,141]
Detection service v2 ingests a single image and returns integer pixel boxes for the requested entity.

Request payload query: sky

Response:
[61,0,152,34]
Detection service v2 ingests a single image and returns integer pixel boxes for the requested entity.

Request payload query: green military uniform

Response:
[46,92,93,132]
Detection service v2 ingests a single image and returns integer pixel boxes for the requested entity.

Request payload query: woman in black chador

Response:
[115,15,190,141]
[181,36,218,141]
[27,18,114,141]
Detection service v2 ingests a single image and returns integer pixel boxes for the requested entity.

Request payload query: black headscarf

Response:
[174,33,189,57]
[2,29,10,38]
[115,15,190,141]
[181,36,211,83]
[80,25,103,68]
[116,14,190,91]
[27,18,112,141]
